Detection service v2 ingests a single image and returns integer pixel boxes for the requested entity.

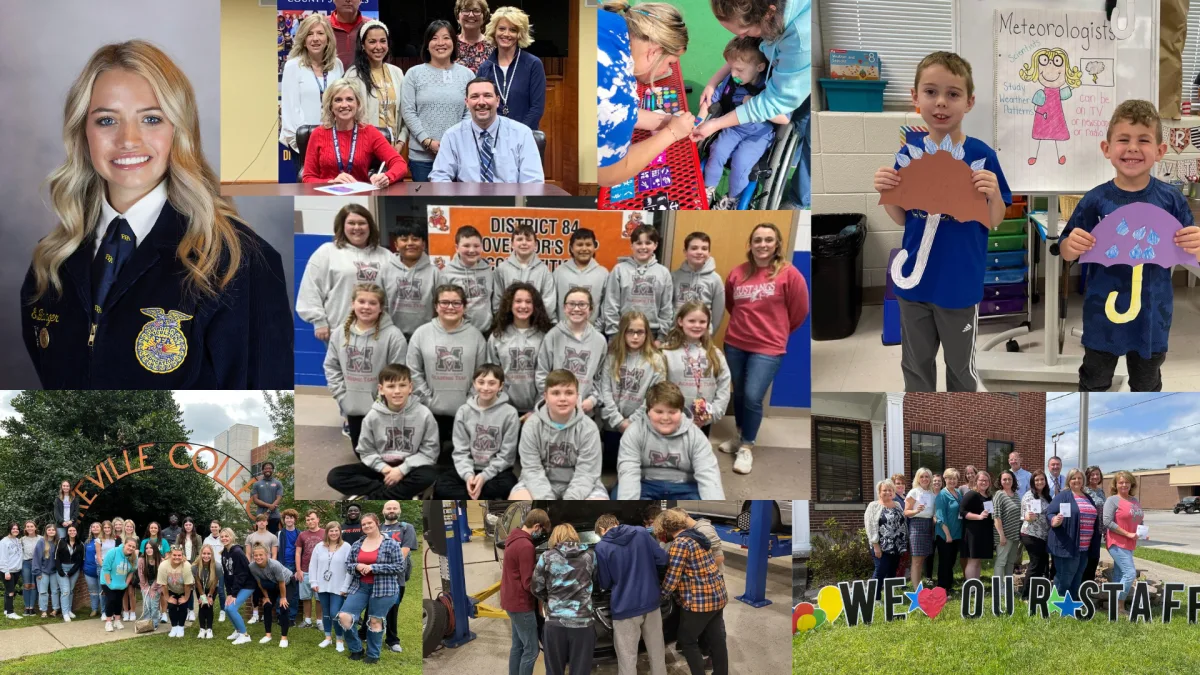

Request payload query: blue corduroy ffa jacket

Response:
[21,202,292,388]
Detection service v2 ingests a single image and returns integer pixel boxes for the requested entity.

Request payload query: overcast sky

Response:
[1045,392,1200,472]
[0,390,278,448]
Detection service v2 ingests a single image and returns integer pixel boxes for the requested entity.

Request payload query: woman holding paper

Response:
[933,468,962,596]
[1046,469,1103,600]
[958,470,994,581]
[992,470,1022,579]
[1019,470,1053,600]
[903,467,936,591]
[1103,471,1145,617]
[1081,466,1107,594]
[865,479,907,600]
[302,79,407,186]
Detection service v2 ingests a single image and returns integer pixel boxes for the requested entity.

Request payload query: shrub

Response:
[808,518,875,583]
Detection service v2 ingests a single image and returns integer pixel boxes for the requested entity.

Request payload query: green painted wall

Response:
[662,0,735,114]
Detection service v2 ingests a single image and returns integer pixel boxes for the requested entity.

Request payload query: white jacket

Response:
[280,56,345,151]
[308,541,352,595]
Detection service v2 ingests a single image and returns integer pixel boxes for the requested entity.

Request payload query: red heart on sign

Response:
[917,587,948,620]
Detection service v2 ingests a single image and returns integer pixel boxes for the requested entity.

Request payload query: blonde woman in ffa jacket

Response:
[21,41,291,389]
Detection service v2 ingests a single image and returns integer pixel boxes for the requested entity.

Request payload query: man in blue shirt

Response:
[431,78,544,184]
[1008,451,1031,498]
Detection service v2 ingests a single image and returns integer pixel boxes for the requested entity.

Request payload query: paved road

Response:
[1139,511,1200,556]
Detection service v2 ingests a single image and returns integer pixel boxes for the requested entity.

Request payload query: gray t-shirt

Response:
[245,531,279,558]
[249,558,292,587]
[250,478,284,516]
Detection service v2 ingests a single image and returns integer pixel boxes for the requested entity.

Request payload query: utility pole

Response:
[1078,392,1089,469]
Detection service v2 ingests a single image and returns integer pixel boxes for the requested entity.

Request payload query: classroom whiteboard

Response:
[955,0,1159,194]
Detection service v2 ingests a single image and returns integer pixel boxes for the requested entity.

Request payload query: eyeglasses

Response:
[438,300,464,308]
[565,301,590,309]
[461,9,483,16]
[626,329,647,336]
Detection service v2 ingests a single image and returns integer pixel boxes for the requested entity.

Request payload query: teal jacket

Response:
[737,0,811,124]
[934,487,963,541]
[101,547,135,590]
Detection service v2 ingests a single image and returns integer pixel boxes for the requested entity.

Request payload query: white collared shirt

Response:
[94,180,169,258]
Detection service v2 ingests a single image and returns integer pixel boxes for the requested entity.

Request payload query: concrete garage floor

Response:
[296,388,809,500]
[421,504,793,675]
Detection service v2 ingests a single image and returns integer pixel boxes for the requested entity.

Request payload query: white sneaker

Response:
[197,629,205,639]
[105,621,113,632]
[227,630,239,640]
[733,446,753,474]
[259,635,273,644]
[63,614,71,623]
[205,629,214,639]
[280,637,289,648]
[319,638,332,648]
[248,612,259,625]
[391,643,403,653]
[100,614,106,622]
[303,618,313,628]
[114,619,124,630]
[233,634,252,645]
[187,610,195,621]
[219,610,226,622]
[336,641,345,652]
[717,437,740,454]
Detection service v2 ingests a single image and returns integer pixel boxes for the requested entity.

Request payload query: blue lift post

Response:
[442,500,476,648]
[737,500,778,608]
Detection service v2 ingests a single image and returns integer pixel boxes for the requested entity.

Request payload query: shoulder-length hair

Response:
[289,13,340,73]
[485,7,534,48]
[333,203,380,249]
[662,302,723,377]
[608,310,665,380]
[742,222,789,280]
[320,79,368,128]
[1028,469,1052,502]
[31,40,244,302]
[548,523,579,547]
[1110,470,1138,496]
[492,281,553,335]
[422,20,460,63]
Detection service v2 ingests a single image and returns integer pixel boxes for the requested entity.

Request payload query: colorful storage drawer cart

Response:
[981,217,1033,322]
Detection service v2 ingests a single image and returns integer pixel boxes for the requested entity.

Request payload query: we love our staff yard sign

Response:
[794,577,1200,631]
[71,442,261,521]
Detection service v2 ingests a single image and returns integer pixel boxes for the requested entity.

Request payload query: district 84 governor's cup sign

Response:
[793,577,1200,631]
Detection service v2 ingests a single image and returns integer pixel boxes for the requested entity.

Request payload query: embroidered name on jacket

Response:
[354,261,380,283]
[547,442,578,467]
[732,281,776,302]
[472,424,501,463]
[135,308,193,374]
[563,348,591,377]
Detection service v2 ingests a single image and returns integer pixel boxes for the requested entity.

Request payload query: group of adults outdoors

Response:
[865,453,1148,616]
[280,0,548,185]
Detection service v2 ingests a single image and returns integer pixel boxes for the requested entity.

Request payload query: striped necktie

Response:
[479,129,495,183]
[90,216,137,320]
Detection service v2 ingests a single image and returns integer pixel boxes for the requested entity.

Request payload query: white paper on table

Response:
[314,181,379,195]
[982,500,994,514]
[1059,503,1072,518]
[1027,501,1042,514]
[1136,525,1149,539]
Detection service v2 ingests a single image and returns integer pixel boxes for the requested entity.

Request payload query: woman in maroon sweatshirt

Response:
[720,222,809,477]
[500,509,550,675]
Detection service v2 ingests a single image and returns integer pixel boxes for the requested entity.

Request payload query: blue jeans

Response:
[225,587,254,634]
[703,124,775,197]
[870,547,900,600]
[723,344,785,445]
[86,573,102,612]
[22,560,36,610]
[283,560,299,621]
[1108,545,1137,602]
[319,591,347,639]
[36,570,60,611]
[409,160,434,182]
[508,610,539,675]
[638,479,702,500]
[1052,553,1087,600]
[339,582,398,660]
[58,565,79,614]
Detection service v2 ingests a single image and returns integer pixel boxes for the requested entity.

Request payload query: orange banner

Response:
[423,206,655,271]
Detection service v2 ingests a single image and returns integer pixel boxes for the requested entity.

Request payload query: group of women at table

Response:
[279,1,546,184]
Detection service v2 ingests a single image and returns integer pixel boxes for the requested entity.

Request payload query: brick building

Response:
[1103,465,1200,510]
[808,392,1046,536]
[251,440,286,477]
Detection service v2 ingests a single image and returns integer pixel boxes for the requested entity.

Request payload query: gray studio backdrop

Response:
[0,0,293,388]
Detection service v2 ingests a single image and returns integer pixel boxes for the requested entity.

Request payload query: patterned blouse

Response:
[1020,491,1051,540]
[456,37,494,73]
[877,502,908,555]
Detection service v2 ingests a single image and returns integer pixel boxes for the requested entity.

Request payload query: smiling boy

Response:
[439,226,496,332]
[493,224,557,320]
[602,225,674,342]
[508,369,608,500]
[1058,100,1200,391]
[671,232,726,334]
[553,228,609,328]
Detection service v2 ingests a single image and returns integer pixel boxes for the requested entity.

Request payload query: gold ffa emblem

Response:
[134,308,193,374]
[39,327,49,349]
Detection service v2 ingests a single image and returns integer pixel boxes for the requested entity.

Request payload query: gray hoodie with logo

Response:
[386,253,438,337]
[662,344,732,427]
[536,321,607,408]
[324,313,409,416]
[357,397,440,475]
[517,400,605,499]
[492,254,558,321]
[487,326,545,413]
[452,393,521,482]
[671,258,726,334]
[602,256,674,339]
[297,242,398,331]
[406,319,489,416]
[438,254,495,332]
[597,351,666,431]
[617,409,724,499]
[553,258,609,328]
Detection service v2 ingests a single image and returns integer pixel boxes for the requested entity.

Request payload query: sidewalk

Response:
[1100,547,1200,586]
[0,618,161,662]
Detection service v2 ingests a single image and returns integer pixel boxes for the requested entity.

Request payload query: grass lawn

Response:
[0,595,71,632]
[1134,547,1200,575]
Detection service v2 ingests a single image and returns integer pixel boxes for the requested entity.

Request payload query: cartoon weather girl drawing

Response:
[1019,47,1083,166]
[20,40,293,389]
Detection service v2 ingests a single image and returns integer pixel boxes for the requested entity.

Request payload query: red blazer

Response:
[302,124,407,184]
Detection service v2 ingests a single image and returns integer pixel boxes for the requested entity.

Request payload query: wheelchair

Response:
[694,99,802,210]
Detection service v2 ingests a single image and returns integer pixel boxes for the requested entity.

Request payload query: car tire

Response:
[423,598,449,657]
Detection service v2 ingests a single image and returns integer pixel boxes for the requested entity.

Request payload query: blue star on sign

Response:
[904,582,923,614]
[1053,590,1084,619]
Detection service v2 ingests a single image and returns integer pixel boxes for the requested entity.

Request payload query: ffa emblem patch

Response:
[135,308,193,374]
[39,327,49,349]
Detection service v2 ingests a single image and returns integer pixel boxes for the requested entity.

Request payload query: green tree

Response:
[263,390,294,450]
[0,390,228,531]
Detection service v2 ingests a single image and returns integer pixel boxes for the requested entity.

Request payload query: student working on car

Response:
[595,513,669,675]
[500,508,550,675]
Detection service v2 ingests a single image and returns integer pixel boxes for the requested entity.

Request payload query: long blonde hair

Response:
[663,302,723,377]
[602,1,688,79]
[194,544,219,594]
[608,311,665,380]
[289,13,340,73]
[32,40,244,302]
[744,223,788,280]
[343,283,388,343]
[1018,48,1083,88]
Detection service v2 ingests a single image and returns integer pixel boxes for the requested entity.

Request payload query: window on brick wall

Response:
[1184,4,1200,105]
[251,463,261,477]
[819,0,954,109]
[910,432,945,476]
[986,440,1014,482]
[815,422,863,503]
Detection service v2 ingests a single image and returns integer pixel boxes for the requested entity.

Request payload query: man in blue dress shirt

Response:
[1009,451,1031,498]
[431,78,544,184]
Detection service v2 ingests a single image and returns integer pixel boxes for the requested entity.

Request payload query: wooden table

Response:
[220,181,571,206]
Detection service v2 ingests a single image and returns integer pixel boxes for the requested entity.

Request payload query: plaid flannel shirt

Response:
[344,537,405,598]
[660,534,727,613]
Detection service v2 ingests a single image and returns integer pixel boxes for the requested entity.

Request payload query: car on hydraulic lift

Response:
[677,500,793,533]
[1175,496,1200,514]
